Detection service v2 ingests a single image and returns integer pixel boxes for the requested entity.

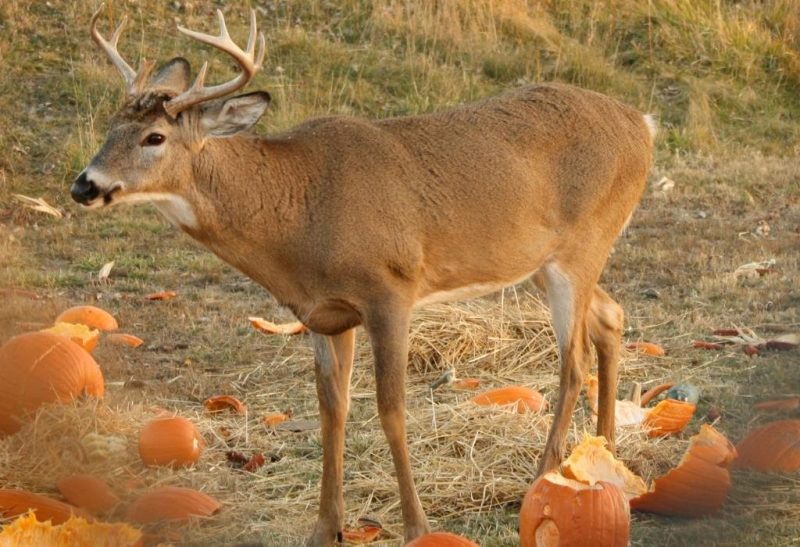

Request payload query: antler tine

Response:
[90,4,138,95]
[164,9,265,118]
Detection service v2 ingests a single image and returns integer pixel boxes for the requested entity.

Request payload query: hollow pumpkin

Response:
[138,416,204,468]
[55,305,118,331]
[0,332,104,435]
[126,486,221,523]
[471,386,547,413]
[56,474,120,514]
[0,489,92,524]
[41,322,100,353]
[630,425,737,516]
[642,398,696,437]
[734,419,800,472]
[520,472,630,547]
[0,512,142,547]
[406,531,479,546]
[562,436,647,500]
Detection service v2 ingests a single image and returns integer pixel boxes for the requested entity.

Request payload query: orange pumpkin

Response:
[406,531,479,546]
[56,474,120,514]
[639,382,675,407]
[520,472,630,547]
[625,341,665,356]
[55,305,118,331]
[734,419,800,472]
[0,489,92,524]
[126,486,221,523]
[204,395,246,415]
[41,322,100,353]
[262,412,290,427]
[561,436,647,500]
[453,378,482,390]
[0,332,104,435]
[340,525,382,544]
[471,386,547,413]
[631,425,737,516]
[642,398,696,437]
[0,512,142,546]
[138,416,204,468]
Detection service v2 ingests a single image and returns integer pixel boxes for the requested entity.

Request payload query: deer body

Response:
[74,8,653,545]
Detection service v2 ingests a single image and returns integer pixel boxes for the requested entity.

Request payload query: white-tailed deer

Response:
[73,7,655,544]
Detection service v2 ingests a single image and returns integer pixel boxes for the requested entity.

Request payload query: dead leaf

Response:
[13,194,63,218]
[145,290,177,301]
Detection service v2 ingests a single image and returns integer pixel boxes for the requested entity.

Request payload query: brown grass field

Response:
[1,1,798,545]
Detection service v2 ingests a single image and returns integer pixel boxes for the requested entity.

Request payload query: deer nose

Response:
[71,171,100,204]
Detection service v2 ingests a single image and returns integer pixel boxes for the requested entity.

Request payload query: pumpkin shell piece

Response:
[0,332,104,435]
[41,322,100,353]
[106,333,144,348]
[204,395,246,415]
[56,474,121,514]
[630,425,737,517]
[562,435,647,500]
[55,305,118,331]
[248,317,307,335]
[0,489,92,525]
[138,416,204,468]
[406,531,479,546]
[520,473,630,547]
[471,386,547,413]
[0,512,142,547]
[734,419,800,472]
[126,486,221,523]
[643,398,696,437]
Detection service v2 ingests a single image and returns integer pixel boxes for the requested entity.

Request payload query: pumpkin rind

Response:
[125,486,221,523]
[0,490,92,525]
[138,416,204,467]
[0,332,104,435]
[406,531,479,546]
[56,474,120,514]
[471,386,547,413]
[0,512,142,547]
[630,425,737,517]
[642,398,696,437]
[55,305,118,331]
[734,419,800,472]
[520,473,630,547]
[41,322,100,353]
[204,395,246,415]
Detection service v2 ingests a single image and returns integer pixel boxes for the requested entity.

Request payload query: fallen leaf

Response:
[13,194,63,218]
[248,317,306,335]
[107,333,144,348]
[626,341,666,357]
[145,290,177,301]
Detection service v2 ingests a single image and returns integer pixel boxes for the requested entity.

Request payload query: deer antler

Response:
[90,4,142,97]
[164,9,266,118]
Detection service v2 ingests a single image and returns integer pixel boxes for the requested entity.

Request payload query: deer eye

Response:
[143,133,165,146]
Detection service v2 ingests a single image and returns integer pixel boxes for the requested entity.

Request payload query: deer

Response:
[71,6,655,545]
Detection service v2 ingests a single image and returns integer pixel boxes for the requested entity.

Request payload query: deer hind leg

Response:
[588,285,624,452]
[535,263,594,476]
[307,329,356,547]
[364,302,430,542]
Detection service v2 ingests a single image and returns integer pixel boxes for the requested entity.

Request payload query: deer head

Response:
[71,5,270,210]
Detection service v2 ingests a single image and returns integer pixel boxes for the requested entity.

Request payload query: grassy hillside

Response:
[0,1,798,546]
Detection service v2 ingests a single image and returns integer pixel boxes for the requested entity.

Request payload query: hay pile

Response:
[0,290,702,545]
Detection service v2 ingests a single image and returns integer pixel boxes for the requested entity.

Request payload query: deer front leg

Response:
[307,329,356,547]
[365,304,430,542]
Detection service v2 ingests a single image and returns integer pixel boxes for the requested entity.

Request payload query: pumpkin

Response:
[453,378,481,390]
[734,419,800,472]
[55,305,118,331]
[630,425,737,516]
[56,474,120,514]
[642,398,696,437]
[561,436,647,500]
[0,512,142,547]
[625,341,665,356]
[248,317,307,335]
[340,525,382,544]
[471,386,547,413]
[262,412,290,427]
[126,486,221,523]
[106,333,144,348]
[204,395,246,415]
[40,322,100,353]
[138,416,204,468]
[406,531,479,546]
[520,472,629,547]
[0,490,92,524]
[0,332,104,435]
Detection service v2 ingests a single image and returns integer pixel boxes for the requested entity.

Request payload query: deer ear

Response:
[152,57,191,94]
[199,92,271,137]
